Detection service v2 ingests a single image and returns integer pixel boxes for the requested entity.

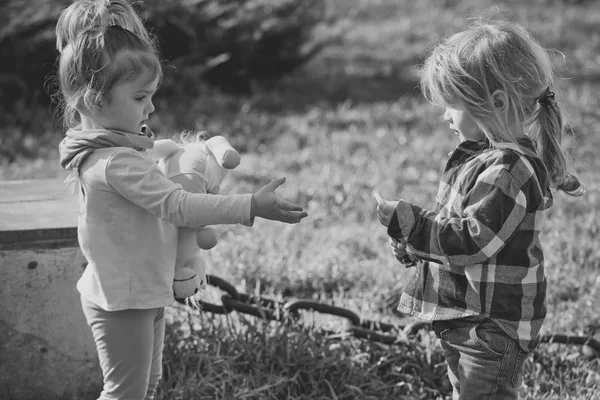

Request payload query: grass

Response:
[3,0,600,399]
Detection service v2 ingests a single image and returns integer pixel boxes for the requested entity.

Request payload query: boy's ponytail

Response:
[533,88,586,196]
[416,19,585,197]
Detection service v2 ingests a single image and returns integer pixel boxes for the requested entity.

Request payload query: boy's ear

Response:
[492,89,508,110]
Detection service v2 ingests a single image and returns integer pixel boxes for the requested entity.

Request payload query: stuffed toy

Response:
[146,132,241,300]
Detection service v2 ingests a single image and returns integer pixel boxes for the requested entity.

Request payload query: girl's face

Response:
[443,107,484,142]
[94,70,158,134]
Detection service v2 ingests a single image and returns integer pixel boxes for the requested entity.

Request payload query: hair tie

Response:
[537,87,555,107]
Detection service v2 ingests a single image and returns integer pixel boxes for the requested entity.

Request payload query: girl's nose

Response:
[147,100,155,115]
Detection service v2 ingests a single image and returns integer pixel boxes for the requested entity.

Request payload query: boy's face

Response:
[443,107,484,142]
[95,70,158,134]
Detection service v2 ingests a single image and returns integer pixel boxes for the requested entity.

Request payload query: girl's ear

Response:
[82,90,103,114]
[492,89,508,111]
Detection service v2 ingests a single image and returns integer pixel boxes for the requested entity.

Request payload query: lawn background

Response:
[2,0,599,399]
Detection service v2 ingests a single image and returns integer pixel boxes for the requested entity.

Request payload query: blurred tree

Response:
[0,0,66,108]
[147,0,339,93]
[0,0,339,109]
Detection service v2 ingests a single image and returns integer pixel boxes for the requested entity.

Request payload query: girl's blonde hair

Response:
[55,0,162,128]
[418,17,584,196]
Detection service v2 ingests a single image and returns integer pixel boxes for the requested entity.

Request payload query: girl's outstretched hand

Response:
[374,192,398,227]
[252,177,308,224]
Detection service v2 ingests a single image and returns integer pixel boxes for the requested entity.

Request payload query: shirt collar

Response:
[451,136,537,156]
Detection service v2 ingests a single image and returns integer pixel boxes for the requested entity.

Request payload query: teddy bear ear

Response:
[146,139,180,161]
[205,136,241,169]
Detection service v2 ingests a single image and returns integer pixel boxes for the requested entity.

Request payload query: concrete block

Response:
[0,247,101,400]
[0,179,101,400]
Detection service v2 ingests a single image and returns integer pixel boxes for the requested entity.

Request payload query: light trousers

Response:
[81,295,165,400]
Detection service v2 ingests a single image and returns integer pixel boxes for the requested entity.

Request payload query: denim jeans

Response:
[432,317,530,400]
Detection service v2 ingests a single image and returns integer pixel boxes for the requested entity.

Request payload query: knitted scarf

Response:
[58,126,155,194]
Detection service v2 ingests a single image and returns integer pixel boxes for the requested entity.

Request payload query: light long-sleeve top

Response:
[70,147,252,311]
[388,138,552,351]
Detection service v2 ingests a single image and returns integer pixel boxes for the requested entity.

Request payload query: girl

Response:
[55,1,307,399]
[376,18,585,400]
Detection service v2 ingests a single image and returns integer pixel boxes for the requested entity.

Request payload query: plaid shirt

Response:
[388,138,553,351]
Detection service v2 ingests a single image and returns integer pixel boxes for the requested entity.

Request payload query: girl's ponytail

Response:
[533,88,586,196]
[56,0,154,54]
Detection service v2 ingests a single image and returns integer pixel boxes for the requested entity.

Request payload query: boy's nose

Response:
[443,109,451,121]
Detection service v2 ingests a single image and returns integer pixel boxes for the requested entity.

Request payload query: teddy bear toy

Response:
[146,131,241,300]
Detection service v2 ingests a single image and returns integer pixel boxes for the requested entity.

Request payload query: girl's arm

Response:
[387,164,533,267]
[104,148,304,228]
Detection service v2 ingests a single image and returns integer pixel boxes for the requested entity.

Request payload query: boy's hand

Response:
[389,237,408,260]
[389,238,417,267]
[252,177,308,224]
[375,192,417,267]
[374,192,398,227]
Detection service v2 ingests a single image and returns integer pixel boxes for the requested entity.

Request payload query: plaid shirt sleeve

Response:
[388,156,530,267]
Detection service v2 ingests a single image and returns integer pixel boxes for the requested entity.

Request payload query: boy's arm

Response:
[388,166,530,267]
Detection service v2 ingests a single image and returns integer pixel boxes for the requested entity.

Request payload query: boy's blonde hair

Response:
[55,0,162,128]
[418,17,584,195]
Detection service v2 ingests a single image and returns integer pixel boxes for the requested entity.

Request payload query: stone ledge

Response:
[0,179,100,400]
